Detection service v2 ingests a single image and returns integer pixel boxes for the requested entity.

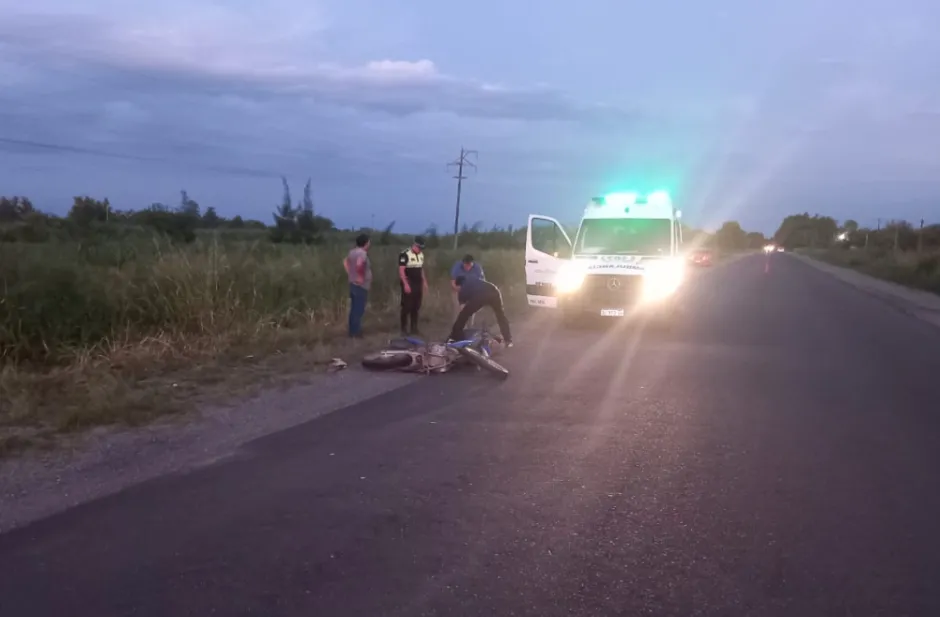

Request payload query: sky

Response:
[2,0,940,234]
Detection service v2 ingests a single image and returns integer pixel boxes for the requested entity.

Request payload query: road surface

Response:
[2,254,940,616]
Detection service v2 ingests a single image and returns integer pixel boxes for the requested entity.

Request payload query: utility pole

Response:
[918,218,925,255]
[447,147,478,250]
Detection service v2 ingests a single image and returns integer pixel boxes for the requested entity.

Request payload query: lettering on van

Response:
[598,255,642,263]
[586,263,645,271]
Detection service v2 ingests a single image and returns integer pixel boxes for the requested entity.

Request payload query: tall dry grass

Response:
[811,247,940,294]
[0,235,525,448]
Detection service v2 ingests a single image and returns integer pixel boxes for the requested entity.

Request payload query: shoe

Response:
[505,340,514,348]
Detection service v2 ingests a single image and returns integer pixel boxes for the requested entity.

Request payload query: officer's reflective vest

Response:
[403,249,424,268]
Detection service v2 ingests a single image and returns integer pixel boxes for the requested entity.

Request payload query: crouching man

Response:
[449,275,513,347]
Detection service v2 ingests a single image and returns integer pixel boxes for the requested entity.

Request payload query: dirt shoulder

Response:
[793,251,940,330]
[0,361,419,533]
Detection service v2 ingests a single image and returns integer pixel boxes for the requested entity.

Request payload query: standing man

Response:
[450,254,485,326]
[343,233,371,338]
[398,235,428,335]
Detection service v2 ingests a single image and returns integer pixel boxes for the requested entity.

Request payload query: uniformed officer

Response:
[398,235,429,335]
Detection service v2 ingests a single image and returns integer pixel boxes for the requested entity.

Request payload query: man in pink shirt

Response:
[343,233,372,338]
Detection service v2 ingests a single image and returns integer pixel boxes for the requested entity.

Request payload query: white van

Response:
[525,191,685,320]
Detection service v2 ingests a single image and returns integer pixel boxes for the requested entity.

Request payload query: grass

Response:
[805,247,940,295]
[0,235,526,454]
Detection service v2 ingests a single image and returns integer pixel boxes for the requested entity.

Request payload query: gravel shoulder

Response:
[792,251,940,329]
[0,367,417,532]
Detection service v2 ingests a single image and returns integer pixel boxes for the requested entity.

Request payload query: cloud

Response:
[0,7,637,126]
[4,0,940,232]
[0,1,667,209]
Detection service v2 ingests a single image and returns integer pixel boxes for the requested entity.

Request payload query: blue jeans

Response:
[348,284,368,336]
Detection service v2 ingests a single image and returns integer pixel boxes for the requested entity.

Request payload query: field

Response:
[807,247,940,295]
[0,233,526,452]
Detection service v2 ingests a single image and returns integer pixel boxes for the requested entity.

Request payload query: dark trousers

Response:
[400,286,423,332]
[348,284,368,336]
[450,288,512,342]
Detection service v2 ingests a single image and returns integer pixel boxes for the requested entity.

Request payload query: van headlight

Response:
[642,258,684,300]
[554,262,586,293]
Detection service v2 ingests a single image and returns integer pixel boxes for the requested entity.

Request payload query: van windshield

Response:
[576,218,672,255]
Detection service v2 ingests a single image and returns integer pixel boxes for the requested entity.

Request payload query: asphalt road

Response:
[3,254,940,616]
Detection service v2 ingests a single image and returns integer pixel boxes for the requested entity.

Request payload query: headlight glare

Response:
[554,262,586,293]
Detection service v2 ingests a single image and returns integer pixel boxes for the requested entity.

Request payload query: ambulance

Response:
[524,191,685,322]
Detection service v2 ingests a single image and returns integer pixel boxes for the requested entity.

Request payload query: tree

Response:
[271,176,298,243]
[424,224,441,249]
[202,206,222,228]
[275,176,294,221]
[179,190,200,217]
[379,221,396,245]
[133,202,197,242]
[773,213,838,249]
[745,231,767,249]
[883,220,917,251]
[301,178,314,214]
[68,196,110,227]
[714,221,748,251]
[265,177,330,243]
[0,196,35,222]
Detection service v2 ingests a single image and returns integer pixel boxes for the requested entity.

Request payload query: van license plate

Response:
[600,309,625,317]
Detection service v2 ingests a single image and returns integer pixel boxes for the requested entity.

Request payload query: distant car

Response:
[688,249,713,267]
[776,246,785,253]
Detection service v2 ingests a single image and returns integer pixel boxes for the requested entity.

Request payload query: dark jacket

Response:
[458,278,499,305]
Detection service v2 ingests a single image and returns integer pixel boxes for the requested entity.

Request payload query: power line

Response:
[0,136,282,179]
[446,146,477,250]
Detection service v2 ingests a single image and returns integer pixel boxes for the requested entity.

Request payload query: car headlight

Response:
[554,262,586,293]
[642,258,684,300]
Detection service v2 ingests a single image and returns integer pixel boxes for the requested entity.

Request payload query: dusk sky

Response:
[2,0,939,234]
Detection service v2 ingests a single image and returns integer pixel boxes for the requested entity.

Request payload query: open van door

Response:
[525,214,573,308]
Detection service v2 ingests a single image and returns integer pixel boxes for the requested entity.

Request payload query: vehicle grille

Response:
[581,275,644,308]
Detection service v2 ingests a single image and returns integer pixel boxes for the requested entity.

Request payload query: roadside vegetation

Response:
[1,182,764,453]
[775,213,940,295]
